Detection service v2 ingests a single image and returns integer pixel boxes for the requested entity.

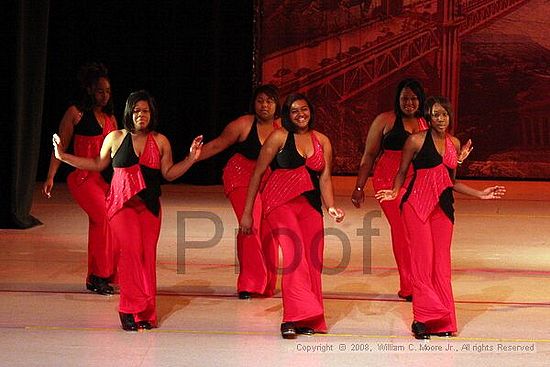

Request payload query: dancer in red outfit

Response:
[198,85,281,299]
[352,78,472,300]
[43,62,118,295]
[376,96,505,339]
[240,93,345,339]
[352,78,428,300]
[53,90,203,331]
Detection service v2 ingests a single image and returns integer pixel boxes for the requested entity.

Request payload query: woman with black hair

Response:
[198,84,281,300]
[376,96,505,339]
[53,90,203,331]
[240,93,344,339]
[43,62,118,295]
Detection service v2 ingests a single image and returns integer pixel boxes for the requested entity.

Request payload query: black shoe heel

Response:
[119,312,138,331]
[280,322,297,339]
[295,327,314,336]
[411,321,430,340]
[87,275,114,296]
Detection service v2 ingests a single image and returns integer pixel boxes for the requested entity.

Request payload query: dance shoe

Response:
[238,291,251,300]
[280,322,297,339]
[119,312,138,332]
[138,321,153,330]
[86,274,114,295]
[411,321,430,340]
[295,327,315,336]
[432,331,454,337]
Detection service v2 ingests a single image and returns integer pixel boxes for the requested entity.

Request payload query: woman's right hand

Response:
[374,189,397,202]
[42,178,54,198]
[351,188,365,208]
[239,212,253,235]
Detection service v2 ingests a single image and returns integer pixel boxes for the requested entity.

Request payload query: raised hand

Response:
[458,139,473,164]
[189,135,204,161]
[52,134,65,160]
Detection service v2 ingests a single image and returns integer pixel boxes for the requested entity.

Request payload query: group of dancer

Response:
[47,62,505,339]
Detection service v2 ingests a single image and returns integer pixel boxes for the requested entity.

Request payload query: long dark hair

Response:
[250,84,281,119]
[424,96,454,129]
[281,93,315,133]
[122,90,158,133]
[393,78,425,118]
[76,62,114,115]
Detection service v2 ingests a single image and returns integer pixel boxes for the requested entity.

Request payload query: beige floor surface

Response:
[0,178,549,366]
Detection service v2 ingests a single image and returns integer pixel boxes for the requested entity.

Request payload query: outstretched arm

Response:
[453,183,506,199]
[196,116,250,161]
[161,135,204,182]
[53,130,114,172]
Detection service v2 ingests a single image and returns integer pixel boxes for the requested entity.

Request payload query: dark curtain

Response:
[1,0,49,228]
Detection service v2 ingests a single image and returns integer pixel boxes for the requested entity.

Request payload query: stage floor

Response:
[1,178,549,366]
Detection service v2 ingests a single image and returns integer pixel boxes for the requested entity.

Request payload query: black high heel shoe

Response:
[119,312,138,331]
[86,274,114,296]
[295,327,314,336]
[238,291,251,300]
[138,321,153,330]
[432,331,454,337]
[411,321,430,339]
[280,322,297,339]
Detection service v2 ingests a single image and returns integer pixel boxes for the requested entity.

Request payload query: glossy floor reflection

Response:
[1,178,549,366]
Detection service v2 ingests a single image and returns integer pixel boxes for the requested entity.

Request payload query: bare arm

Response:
[197,115,251,161]
[351,112,391,207]
[43,106,81,197]
[239,129,285,233]
[159,134,204,182]
[317,132,344,222]
[375,133,421,202]
[53,130,116,172]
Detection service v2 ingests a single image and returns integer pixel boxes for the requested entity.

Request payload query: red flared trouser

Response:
[109,198,161,325]
[402,202,457,333]
[372,151,413,297]
[266,196,327,332]
[228,187,277,296]
[67,171,114,279]
[378,189,412,297]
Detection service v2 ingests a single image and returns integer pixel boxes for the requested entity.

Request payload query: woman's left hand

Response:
[458,139,473,164]
[480,185,506,200]
[328,207,345,223]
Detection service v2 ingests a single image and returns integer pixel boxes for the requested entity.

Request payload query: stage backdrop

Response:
[254,0,549,179]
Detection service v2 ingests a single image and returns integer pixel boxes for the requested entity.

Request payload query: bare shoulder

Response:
[448,134,461,150]
[151,131,170,146]
[229,114,254,130]
[409,130,427,145]
[375,111,396,125]
[65,105,82,122]
[312,130,329,143]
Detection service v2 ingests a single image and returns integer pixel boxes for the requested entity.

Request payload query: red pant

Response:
[228,187,277,296]
[379,189,412,297]
[109,198,161,325]
[402,202,457,333]
[266,196,326,332]
[67,171,114,279]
